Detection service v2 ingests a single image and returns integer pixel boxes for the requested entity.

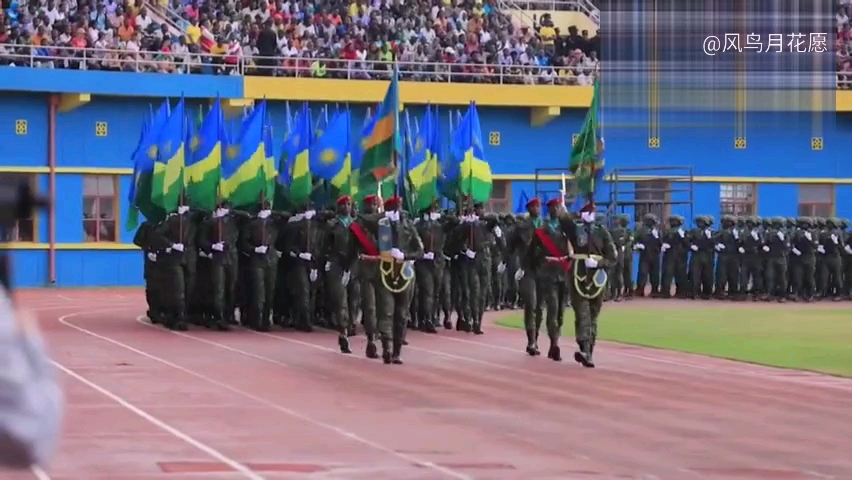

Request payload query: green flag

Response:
[569,80,603,198]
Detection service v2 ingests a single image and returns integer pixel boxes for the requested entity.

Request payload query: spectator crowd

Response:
[838,0,852,87]
[0,0,599,84]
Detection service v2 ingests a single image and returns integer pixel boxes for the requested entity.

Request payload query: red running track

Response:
[7,289,852,480]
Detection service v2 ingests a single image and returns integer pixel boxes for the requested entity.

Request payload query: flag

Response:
[357,65,402,202]
[125,100,169,230]
[569,79,603,199]
[453,103,492,203]
[185,100,225,210]
[284,102,314,204]
[407,106,440,212]
[151,97,187,213]
[220,101,267,208]
[310,109,351,196]
[262,106,277,202]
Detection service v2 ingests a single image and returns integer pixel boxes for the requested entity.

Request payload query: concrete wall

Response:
[1,92,850,287]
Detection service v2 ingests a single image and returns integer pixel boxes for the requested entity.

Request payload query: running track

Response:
[6,289,852,480]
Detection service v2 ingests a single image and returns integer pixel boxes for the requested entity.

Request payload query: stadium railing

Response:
[0,44,595,85]
[502,0,600,25]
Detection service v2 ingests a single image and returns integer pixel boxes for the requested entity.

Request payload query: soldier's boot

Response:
[347,324,358,336]
[391,339,403,365]
[472,317,484,335]
[546,337,561,362]
[365,334,379,359]
[338,334,352,354]
[420,321,437,334]
[524,330,540,356]
[574,341,594,368]
[212,312,231,331]
[172,313,189,332]
[381,337,392,364]
[442,312,452,330]
[456,315,471,333]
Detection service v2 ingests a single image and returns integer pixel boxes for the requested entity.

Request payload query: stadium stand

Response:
[0,0,599,84]
[839,0,852,87]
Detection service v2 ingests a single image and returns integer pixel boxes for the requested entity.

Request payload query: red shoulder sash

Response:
[534,228,571,272]
[350,222,380,256]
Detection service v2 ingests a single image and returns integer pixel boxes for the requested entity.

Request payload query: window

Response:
[797,184,834,217]
[486,180,511,214]
[0,174,37,242]
[720,183,756,215]
[83,175,118,242]
[634,180,668,223]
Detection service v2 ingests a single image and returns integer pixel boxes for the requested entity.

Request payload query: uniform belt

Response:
[545,255,568,262]
[359,254,380,261]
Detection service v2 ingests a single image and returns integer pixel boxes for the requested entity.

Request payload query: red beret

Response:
[336,195,351,206]
[526,197,540,208]
[383,195,401,210]
[579,202,595,213]
[362,194,378,205]
[546,198,562,207]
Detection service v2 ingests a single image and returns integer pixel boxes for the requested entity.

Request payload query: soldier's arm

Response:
[598,227,618,268]
[405,223,425,261]
[197,219,214,252]
[149,221,173,251]
[132,223,149,249]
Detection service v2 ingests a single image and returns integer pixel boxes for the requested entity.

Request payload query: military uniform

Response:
[413,204,446,333]
[349,195,382,359]
[322,196,359,352]
[739,217,764,300]
[634,214,662,297]
[506,197,545,355]
[197,203,241,330]
[714,215,741,299]
[283,206,323,331]
[763,217,789,301]
[689,216,715,299]
[151,205,197,330]
[817,218,844,300]
[239,205,279,331]
[660,215,689,298]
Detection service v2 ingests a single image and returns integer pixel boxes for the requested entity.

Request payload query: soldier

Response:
[373,196,423,364]
[284,204,321,331]
[151,200,196,331]
[817,217,844,301]
[790,217,817,302]
[568,201,617,368]
[841,219,852,298]
[619,214,635,300]
[525,197,572,361]
[763,217,789,302]
[714,215,741,299]
[322,195,358,352]
[490,215,509,311]
[239,200,279,331]
[634,213,662,297]
[502,214,520,309]
[413,201,445,334]
[688,215,715,299]
[507,197,544,356]
[784,217,797,296]
[198,200,240,330]
[350,194,382,358]
[133,220,164,323]
[607,214,629,301]
[437,212,457,329]
[739,216,764,300]
[660,215,689,298]
[445,201,484,333]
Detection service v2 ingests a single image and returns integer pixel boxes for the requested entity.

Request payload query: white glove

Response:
[620,245,625,252]
[651,229,658,239]
[690,245,699,252]
[792,247,801,256]
[584,257,598,269]
[258,209,272,219]
[715,243,725,251]
[493,226,503,238]
[390,247,405,260]
[147,252,157,262]
[738,247,745,254]
[198,251,210,259]
[303,209,316,220]
[704,228,712,239]
[514,269,524,281]
[464,249,476,259]
[751,230,759,240]
[172,243,184,252]
[831,234,839,244]
[298,252,312,261]
[324,261,331,271]
[309,269,318,282]
[845,245,852,254]
[177,205,190,215]
[254,245,268,254]
[732,229,739,239]
[276,251,282,258]
[817,245,825,254]
[661,242,671,251]
[777,231,785,241]
[342,271,351,286]
[423,251,435,260]
[634,243,645,250]
[804,231,812,241]
[212,242,224,252]
[677,228,685,238]
[497,262,506,273]
[762,245,770,252]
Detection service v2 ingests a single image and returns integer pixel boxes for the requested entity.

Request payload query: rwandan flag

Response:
[185,100,225,210]
[453,103,492,203]
[220,101,267,208]
[125,100,169,230]
[284,102,314,205]
[357,66,402,202]
[569,79,603,200]
[151,97,187,213]
[310,109,352,196]
[407,105,440,212]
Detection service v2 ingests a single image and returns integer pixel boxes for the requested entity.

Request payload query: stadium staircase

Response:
[145,0,188,40]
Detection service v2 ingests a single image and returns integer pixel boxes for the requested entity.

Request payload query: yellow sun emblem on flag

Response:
[147,145,158,159]
[415,137,424,152]
[226,145,239,159]
[190,136,201,152]
[320,149,337,165]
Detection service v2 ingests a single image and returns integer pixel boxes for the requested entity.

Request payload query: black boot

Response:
[472,319,484,335]
[365,335,379,359]
[546,340,561,361]
[525,330,539,356]
[421,322,437,333]
[338,335,352,354]
[391,340,403,365]
[443,315,453,330]
[347,325,358,337]
[381,338,392,364]
[574,341,595,368]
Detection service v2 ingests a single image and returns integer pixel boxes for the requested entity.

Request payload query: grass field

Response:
[495,307,852,377]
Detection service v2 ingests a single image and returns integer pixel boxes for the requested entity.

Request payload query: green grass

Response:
[496,307,852,377]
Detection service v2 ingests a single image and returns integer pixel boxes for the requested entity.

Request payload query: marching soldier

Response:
[284,204,321,331]
[790,217,817,302]
[739,217,765,300]
[714,215,741,299]
[634,213,662,297]
[763,217,789,302]
[660,215,688,298]
[151,200,196,331]
[134,220,164,323]
[689,215,715,299]
[817,217,844,301]
[506,197,544,355]
[445,201,486,333]
[239,200,279,331]
[568,201,617,368]
[350,194,382,359]
[502,214,520,309]
[198,200,241,330]
[413,201,445,333]
[607,213,629,301]
[323,195,358,353]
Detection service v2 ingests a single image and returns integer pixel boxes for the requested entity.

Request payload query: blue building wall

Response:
[1,86,850,287]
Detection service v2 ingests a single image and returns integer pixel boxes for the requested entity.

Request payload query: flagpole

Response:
[216,92,223,243]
